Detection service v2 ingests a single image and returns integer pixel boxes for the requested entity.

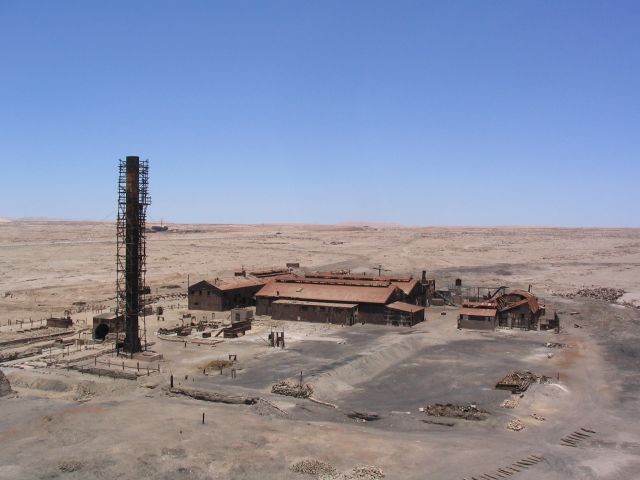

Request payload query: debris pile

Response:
[272,380,313,398]
[0,369,12,397]
[500,398,519,409]
[545,342,565,348]
[507,419,525,431]
[290,459,337,477]
[338,465,385,480]
[567,288,625,303]
[422,403,487,421]
[496,371,548,393]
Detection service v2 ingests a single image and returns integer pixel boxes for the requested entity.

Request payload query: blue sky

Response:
[0,1,638,226]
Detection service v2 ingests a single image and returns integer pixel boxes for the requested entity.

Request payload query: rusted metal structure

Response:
[457,289,545,331]
[116,156,150,354]
[384,302,425,326]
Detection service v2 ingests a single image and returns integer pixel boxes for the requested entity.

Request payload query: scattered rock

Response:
[530,413,546,421]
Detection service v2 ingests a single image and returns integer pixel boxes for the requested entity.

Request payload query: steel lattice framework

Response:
[116,157,150,353]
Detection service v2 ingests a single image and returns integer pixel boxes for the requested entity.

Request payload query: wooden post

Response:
[170,374,174,388]
[202,412,205,424]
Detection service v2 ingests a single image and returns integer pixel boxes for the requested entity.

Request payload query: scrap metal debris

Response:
[272,380,313,398]
[496,371,549,393]
[422,403,487,421]
[530,413,546,421]
[545,342,565,348]
[507,419,525,431]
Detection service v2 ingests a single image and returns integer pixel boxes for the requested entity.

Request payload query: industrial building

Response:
[457,289,545,331]
[305,272,428,305]
[255,278,401,324]
[188,277,265,311]
[384,302,425,326]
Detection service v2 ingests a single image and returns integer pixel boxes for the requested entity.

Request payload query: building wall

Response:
[385,309,424,326]
[498,304,537,329]
[271,303,356,325]
[189,285,261,311]
[458,314,496,330]
[357,303,386,325]
[188,289,223,311]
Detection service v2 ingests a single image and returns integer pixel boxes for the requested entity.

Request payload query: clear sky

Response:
[1,1,638,227]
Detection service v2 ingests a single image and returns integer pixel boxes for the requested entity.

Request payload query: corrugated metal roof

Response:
[301,273,418,295]
[272,299,358,309]
[256,281,397,304]
[386,301,424,313]
[459,308,497,317]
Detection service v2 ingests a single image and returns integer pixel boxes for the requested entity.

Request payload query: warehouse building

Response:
[255,278,400,324]
[188,277,265,311]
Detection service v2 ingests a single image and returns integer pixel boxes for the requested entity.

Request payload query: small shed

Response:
[457,307,497,330]
[92,312,124,340]
[384,302,425,326]
[47,317,73,329]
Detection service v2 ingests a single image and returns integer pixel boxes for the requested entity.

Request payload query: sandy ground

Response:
[1,221,639,479]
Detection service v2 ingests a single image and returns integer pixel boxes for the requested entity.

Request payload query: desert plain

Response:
[1,220,640,479]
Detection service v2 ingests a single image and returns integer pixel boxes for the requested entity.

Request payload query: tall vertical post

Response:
[124,156,141,353]
[117,156,150,355]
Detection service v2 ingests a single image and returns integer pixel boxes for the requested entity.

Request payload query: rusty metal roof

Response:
[459,307,497,317]
[272,299,358,309]
[256,280,397,304]
[391,279,419,296]
[386,301,425,313]
[300,273,418,295]
[307,272,413,282]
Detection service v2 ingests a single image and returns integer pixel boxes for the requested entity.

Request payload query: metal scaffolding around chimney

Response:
[116,157,150,354]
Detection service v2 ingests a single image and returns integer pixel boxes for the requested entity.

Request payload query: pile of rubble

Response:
[496,371,548,393]
[507,419,525,431]
[500,398,519,409]
[290,459,337,477]
[566,287,625,303]
[421,403,487,421]
[338,465,385,479]
[272,380,313,398]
